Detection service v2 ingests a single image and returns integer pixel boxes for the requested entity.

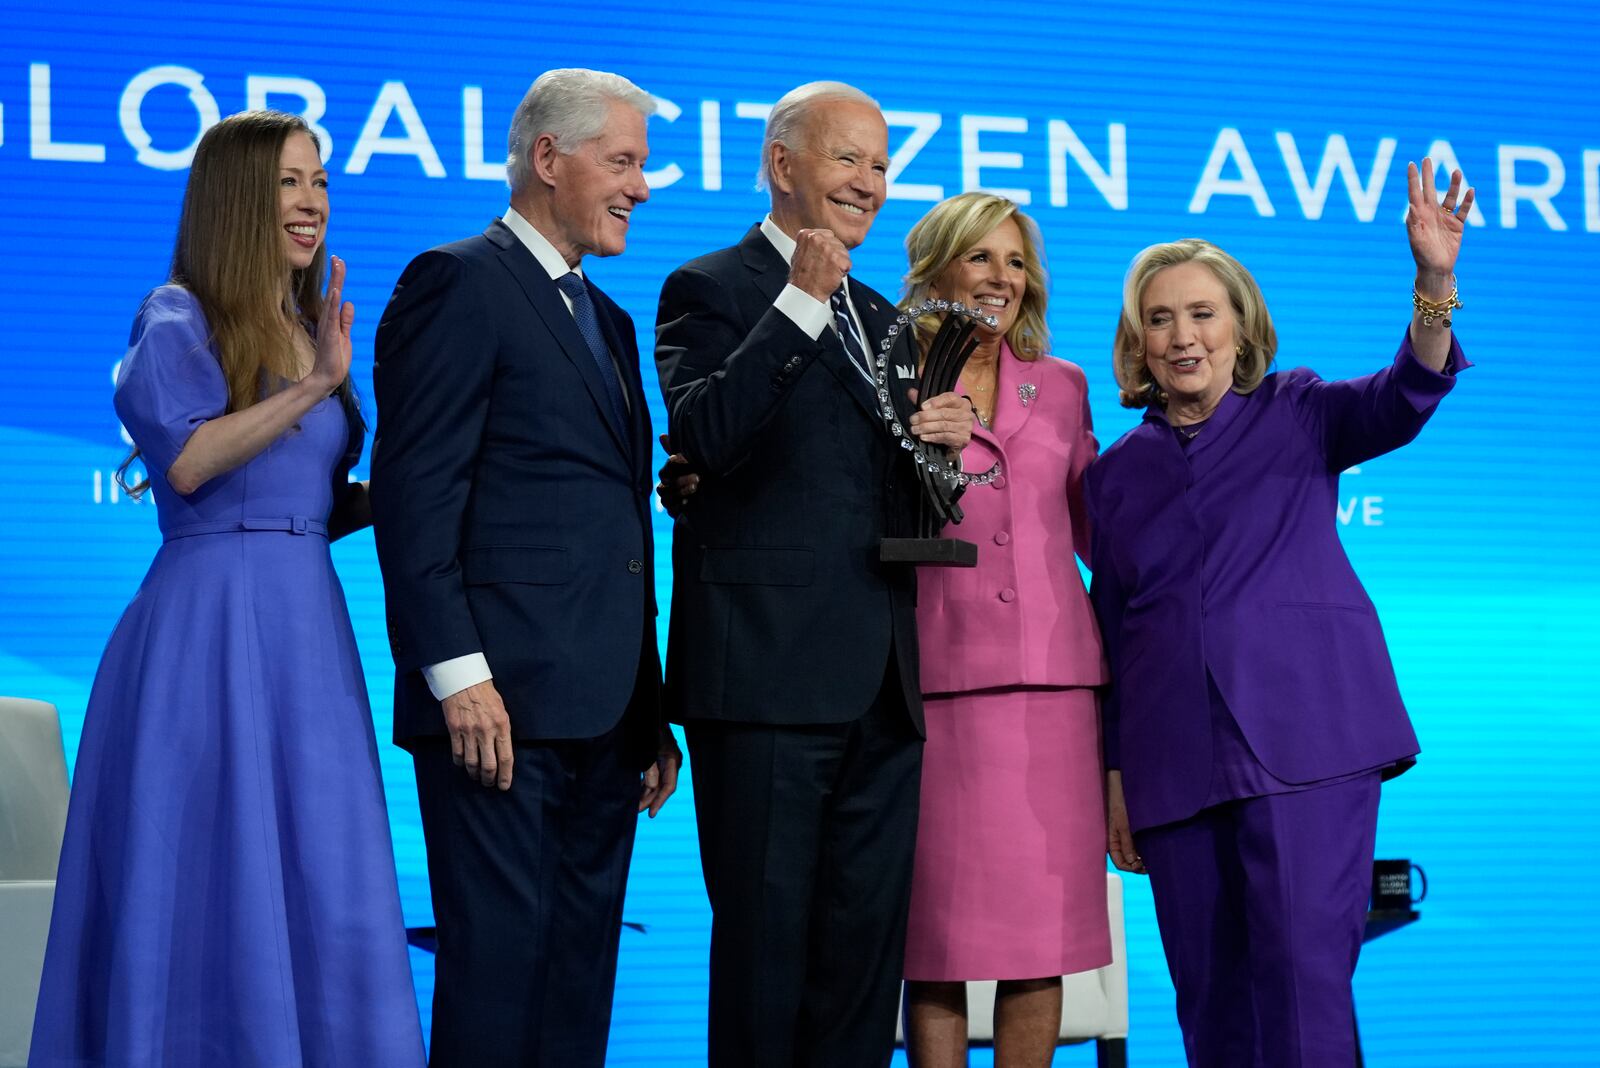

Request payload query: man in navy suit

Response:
[371,68,680,1068]
[655,81,973,1067]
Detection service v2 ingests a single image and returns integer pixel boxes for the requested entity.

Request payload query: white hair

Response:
[506,68,656,191]
[757,81,880,191]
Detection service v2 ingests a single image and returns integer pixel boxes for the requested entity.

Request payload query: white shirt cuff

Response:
[423,653,493,702]
[775,284,831,340]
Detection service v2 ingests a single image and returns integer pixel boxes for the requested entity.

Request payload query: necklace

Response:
[966,388,995,428]
[963,357,999,426]
[1173,419,1206,441]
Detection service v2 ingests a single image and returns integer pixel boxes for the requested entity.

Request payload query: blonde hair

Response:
[1113,238,1276,408]
[901,192,1050,361]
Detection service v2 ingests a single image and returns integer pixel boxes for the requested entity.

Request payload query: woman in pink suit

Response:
[898,193,1110,1068]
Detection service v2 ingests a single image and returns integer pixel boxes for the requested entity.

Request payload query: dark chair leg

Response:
[1096,1037,1128,1068]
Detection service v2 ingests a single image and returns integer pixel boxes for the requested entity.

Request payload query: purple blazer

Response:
[1085,329,1469,832]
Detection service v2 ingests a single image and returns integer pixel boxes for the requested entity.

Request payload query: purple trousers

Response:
[1134,773,1381,1068]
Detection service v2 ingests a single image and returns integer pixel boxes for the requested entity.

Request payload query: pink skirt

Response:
[904,686,1111,981]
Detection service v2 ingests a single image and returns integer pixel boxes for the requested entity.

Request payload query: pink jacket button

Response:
[999,588,1016,603]
[994,531,1011,546]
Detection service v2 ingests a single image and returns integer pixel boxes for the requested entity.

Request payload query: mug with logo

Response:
[1371,858,1428,912]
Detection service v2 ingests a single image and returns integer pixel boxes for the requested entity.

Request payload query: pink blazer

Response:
[916,343,1109,695]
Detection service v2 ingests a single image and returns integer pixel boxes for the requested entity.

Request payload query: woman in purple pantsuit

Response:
[30,111,424,1068]
[1087,160,1473,1068]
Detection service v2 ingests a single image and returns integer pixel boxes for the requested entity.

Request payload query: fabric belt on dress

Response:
[162,516,329,542]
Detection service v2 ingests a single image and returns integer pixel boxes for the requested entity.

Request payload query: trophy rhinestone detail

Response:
[872,299,1002,489]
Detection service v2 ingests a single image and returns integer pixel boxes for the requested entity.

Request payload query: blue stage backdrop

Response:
[2,1,1596,1063]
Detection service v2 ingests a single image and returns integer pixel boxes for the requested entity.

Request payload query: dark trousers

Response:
[1135,773,1382,1068]
[413,715,642,1068]
[686,664,924,1068]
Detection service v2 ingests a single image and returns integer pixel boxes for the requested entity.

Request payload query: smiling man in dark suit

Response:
[370,68,680,1068]
[654,81,973,1068]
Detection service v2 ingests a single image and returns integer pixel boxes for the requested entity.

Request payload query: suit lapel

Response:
[485,221,631,461]
[738,229,882,426]
[965,418,1002,469]
[1180,387,1247,481]
[590,278,651,478]
[835,277,892,422]
[962,341,1005,470]
[987,341,1037,444]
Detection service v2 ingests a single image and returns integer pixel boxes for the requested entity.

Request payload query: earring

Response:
[1235,344,1244,356]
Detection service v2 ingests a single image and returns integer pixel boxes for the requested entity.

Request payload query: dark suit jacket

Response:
[1086,330,1468,832]
[371,220,660,751]
[655,224,924,733]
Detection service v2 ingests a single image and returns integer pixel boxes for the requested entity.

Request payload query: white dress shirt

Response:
[426,213,883,701]
[760,215,962,471]
[759,214,870,348]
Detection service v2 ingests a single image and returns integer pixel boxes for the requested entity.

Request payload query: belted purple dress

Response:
[30,286,423,1068]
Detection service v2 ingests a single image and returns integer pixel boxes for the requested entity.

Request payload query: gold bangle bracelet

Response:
[1413,280,1463,328]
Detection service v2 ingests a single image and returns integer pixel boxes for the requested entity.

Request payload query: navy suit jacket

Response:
[1086,330,1468,832]
[655,224,925,732]
[371,220,660,750]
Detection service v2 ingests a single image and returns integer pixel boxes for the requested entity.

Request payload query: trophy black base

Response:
[880,537,978,567]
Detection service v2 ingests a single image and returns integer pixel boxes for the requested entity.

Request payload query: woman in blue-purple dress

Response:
[30,111,424,1068]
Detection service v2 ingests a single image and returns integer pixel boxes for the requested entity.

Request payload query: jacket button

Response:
[992,475,1007,489]
[998,587,1016,603]
[627,559,643,574]
[994,531,1010,546]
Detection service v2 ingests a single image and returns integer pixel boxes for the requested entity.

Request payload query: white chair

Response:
[898,871,1129,1067]
[0,697,70,1068]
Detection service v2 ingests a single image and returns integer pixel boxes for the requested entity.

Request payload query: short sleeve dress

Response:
[29,286,425,1067]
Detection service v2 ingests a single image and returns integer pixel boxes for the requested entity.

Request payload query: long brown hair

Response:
[120,110,354,494]
[175,109,333,412]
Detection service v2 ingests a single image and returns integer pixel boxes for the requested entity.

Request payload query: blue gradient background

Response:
[1,2,1596,1063]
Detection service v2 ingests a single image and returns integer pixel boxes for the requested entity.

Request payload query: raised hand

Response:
[1406,159,1473,293]
[788,228,852,303]
[311,254,356,391]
